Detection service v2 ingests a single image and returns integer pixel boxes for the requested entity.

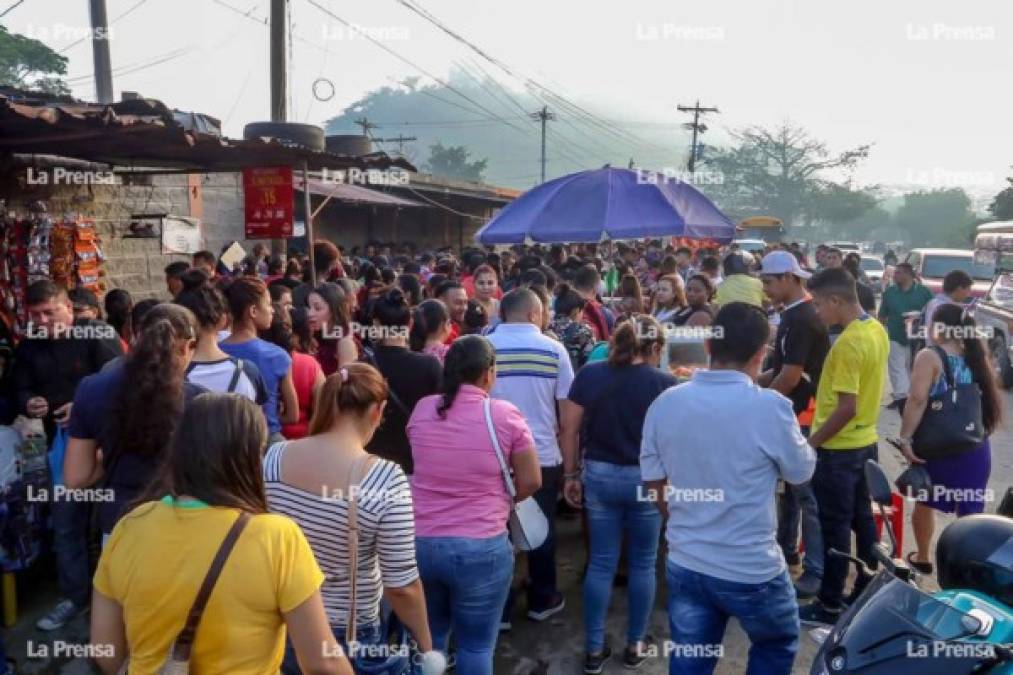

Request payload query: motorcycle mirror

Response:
[865,460,893,506]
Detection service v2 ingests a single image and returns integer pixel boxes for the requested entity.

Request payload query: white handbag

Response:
[482,398,548,551]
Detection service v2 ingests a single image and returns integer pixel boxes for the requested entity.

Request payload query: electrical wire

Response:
[58,0,150,54]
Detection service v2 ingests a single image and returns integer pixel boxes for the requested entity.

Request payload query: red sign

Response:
[243,166,294,239]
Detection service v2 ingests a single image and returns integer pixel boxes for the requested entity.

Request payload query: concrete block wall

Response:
[1,172,249,300]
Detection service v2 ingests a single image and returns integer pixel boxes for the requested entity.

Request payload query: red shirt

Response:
[443,322,461,346]
[282,351,323,439]
[582,300,609,342]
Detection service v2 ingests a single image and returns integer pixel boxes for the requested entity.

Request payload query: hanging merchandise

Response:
[0,202,108,334]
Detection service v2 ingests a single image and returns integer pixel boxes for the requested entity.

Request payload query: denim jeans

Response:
[50,497,91,608]
[811,444,878,607]
[583,460,661,653]
[280,621,383,675]
[666,561,799,675]
[527,464,562,608]
[776,481,823,578]
[416,533,513,675]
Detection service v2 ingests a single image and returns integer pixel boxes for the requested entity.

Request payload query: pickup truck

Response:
[904,248,995,298]
[972,270,1013,388]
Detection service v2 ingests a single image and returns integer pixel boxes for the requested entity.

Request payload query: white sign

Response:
[161,215,203,255]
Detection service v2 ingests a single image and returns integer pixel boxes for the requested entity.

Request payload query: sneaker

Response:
[794,571,822,599]
[798,600,844,627]
[584,645,613,674]
[36,599,85,631]
[622,640,650,669]
[527,593,566,621]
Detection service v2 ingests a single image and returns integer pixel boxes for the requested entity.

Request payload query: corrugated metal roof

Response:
[0,90,415,173]
[294,177,427,207]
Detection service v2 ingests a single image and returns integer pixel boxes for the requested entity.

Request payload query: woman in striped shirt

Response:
[265,363,433,673]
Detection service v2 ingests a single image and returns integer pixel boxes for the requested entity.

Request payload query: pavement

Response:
[6,389,1013,674]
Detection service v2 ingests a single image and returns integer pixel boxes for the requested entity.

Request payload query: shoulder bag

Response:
[482,398,548,551]
[122,510,250,674]
[911,346,985,460]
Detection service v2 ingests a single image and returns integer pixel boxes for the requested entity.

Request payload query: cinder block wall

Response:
[2,173,249,300]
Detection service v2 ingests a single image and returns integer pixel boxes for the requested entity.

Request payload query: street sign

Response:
[243,166,294,239]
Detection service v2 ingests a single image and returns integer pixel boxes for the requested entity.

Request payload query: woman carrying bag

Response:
[408,336,542,675]
[896,303,1003,574]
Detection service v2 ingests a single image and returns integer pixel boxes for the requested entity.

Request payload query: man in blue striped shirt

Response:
[487,288,575,623]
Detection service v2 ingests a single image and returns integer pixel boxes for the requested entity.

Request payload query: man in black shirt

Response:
[363,289,442,473]
[759,251,830,600]
[12,280,123,631]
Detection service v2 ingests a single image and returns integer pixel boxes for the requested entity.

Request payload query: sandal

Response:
[906,551,933,575]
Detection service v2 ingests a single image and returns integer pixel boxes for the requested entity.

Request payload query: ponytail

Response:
[308,363,388,435]
[110,303,197,458]
[438,335,495,418]
[608,315,664,367]
[410,299,449,352]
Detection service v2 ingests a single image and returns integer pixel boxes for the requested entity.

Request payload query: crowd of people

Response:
[7,234,1004,675]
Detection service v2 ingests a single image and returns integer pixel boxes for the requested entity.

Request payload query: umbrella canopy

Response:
[475,167,736,244]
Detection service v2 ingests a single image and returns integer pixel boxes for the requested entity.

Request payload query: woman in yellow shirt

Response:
[90,393,352,675]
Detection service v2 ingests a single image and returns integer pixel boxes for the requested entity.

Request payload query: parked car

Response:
[860,255,886,292]
[971,271,1013,388]
[903,248,995,298]
[731,238,766,255]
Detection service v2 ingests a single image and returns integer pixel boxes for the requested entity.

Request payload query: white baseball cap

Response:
[760,250,811,279]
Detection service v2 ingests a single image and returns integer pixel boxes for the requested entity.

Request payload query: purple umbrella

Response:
[476,167,735,244]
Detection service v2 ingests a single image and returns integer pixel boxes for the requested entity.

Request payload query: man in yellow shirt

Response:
[714,253,767,308]
[800,267,888,627]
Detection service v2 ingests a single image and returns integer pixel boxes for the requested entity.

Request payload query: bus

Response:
[736,216,785,242]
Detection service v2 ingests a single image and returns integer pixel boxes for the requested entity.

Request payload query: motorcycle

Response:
[809,460,1013,674]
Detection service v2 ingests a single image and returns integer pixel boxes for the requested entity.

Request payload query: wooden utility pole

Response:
[376,135,417,156]
[529,106,556,183]
[270,0,288,256]
[677,100,719,172]
[88,0,113,103]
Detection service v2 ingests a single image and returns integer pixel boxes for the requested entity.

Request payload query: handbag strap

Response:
[931,345,956,390]
[171,511,251,660]
[483,398,517,500]
[343,453,374,646]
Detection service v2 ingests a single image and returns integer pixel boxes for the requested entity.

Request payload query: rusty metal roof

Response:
[294,176,427,208]
[0,89,415,173]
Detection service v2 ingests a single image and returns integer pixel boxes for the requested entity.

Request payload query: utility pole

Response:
[529,105,556,183]
[88,0,113,103]
[376,134,417,156]
[354,117,380,138]
[677,100,719,173]
[269,0,288,255]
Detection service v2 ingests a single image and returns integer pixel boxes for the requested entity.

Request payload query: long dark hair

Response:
[134,393,269,513]
[438,335,495,418]
[410,299,449,351]
[104,289,133,340]
[175,272,228,330]
[931,304,1003,434]
[310,282,351,340]
[109,304,197,459]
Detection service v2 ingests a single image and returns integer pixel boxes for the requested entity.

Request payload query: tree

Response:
[894,189,977,247]
[423,141,488,182]
[701,122,871,226]
[988,172,1013,221]
[0,26,70,95]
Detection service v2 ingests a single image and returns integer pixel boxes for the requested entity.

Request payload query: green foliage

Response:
[894,189,977,247]
[988,174,1013,221]
[702,122,872,227]
[0,25,69,95]
[423,141,488,182]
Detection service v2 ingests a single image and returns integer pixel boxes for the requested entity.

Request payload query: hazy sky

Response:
[4,0,1012,195]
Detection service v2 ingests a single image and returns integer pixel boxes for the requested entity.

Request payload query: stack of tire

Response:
[243,122,325,150]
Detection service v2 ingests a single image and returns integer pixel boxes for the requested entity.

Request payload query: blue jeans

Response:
[666,561,799,675]
[51,497,90,608]
[583,460,661,653]
[281,621,383,675]
[776,481,823,578]
[811,444,878,607]
[416,534,513,675]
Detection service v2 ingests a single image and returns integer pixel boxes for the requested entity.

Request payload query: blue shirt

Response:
[219,338,292,434]
[640,369,816,584]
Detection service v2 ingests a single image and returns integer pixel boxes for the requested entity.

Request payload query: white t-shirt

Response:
[185,357,268,403]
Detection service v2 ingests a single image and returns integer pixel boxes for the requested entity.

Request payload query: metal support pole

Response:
[303,162,316,287]
[88,0,114,103]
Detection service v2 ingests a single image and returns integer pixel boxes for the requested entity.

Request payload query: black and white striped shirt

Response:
[264,442,418,627]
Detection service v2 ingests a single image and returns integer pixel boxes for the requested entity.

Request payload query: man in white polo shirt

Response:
[487,287,574,623]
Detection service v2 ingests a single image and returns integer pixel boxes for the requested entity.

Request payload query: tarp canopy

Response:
[475,167,735,244]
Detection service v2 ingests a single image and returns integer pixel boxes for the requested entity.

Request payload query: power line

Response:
[677,100,719,172]
[303,0,530,136]
[0,0,24,19]
[58,0,150,54]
